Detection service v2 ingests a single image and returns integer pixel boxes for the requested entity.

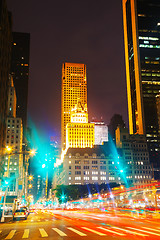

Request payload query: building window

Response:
[92,176,98,180]
[84,166,89,169]
[75,171,81,175]
[75,166,81,169]
[84,177,89,180]
[92,161,97,164]
[84,160,89,164]
[75,160,81,164]
[75,177,81,180]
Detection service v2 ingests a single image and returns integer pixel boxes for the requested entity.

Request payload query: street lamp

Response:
[28,175,33,181]
[4,146,12,178]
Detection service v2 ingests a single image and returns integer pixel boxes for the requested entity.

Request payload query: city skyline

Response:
[6,0,127,140]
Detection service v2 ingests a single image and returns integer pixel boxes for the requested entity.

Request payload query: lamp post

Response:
[24,150,36,200]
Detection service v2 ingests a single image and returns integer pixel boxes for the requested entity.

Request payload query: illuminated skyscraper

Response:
[61,62,87,148]
[122,0,160,178]
[4,76,23,196]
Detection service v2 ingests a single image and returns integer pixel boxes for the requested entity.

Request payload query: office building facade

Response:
[0,0,12,152]
[116,126,152,184]
[4,77,23,196]
[61,62,87,149]
[91,120,108,145]
[122,0,160,177]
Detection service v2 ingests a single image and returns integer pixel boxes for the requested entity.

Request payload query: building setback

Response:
[122,0,160,178]
[0,0,12,152]
[66,100,94,149]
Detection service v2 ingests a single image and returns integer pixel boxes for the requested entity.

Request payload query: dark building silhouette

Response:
[0,0,12,152]
[10,32,30,130]
[108,114,126,142]
[122,0,160,178]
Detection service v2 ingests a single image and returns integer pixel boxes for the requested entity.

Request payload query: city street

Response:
[0,210,160,239]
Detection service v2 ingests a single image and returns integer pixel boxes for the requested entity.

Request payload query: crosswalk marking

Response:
[22,229,29,239]
[142,226,160,232]
[97,227,126,236]
[39,228,48,237]
[5,230,16,239]
[112,226,148,237]
[127,227,160,236]
[82,227,106,236]
[52,228,67,236]
[68,227,87,236]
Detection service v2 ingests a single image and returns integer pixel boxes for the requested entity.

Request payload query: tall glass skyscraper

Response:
[122,0,160,178]
[61,63,87,149]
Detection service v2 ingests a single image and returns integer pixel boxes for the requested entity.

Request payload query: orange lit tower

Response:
[122,0,145,135]
[61,63,87,149]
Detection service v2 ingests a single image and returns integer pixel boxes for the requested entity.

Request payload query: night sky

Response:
[6,0,128,141]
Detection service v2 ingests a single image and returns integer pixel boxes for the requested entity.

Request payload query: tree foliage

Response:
[53,183,120,203]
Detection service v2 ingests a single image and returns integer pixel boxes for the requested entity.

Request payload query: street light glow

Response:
[42,164,46,168]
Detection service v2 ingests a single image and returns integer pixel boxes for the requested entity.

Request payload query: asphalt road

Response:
[0,209,160,240]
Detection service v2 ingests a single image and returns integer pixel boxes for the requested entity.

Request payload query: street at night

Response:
[0,209,160,240]
[1,0,160,239]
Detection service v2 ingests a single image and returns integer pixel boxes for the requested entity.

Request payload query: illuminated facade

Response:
[122,0,160,178]
[63,147,109,185]
[66,100,94,149]
[4,78,23,196]
[61,63,87,149]
[91,120,108,145]
[116,126,152,184]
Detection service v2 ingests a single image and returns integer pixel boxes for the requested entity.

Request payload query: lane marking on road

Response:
[97,227,126,236]
[112,226,148,237]
[68,227,87,236]
[127,227,160,236]
[81,227,106,236]
[142,226,160,232]
[22,229,29,239]
[39,228,48,237]
[5,230,16,239]
[52,228,67,236]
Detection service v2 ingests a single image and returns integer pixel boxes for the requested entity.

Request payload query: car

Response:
[20,207,29,215]
[13,209,28,220]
